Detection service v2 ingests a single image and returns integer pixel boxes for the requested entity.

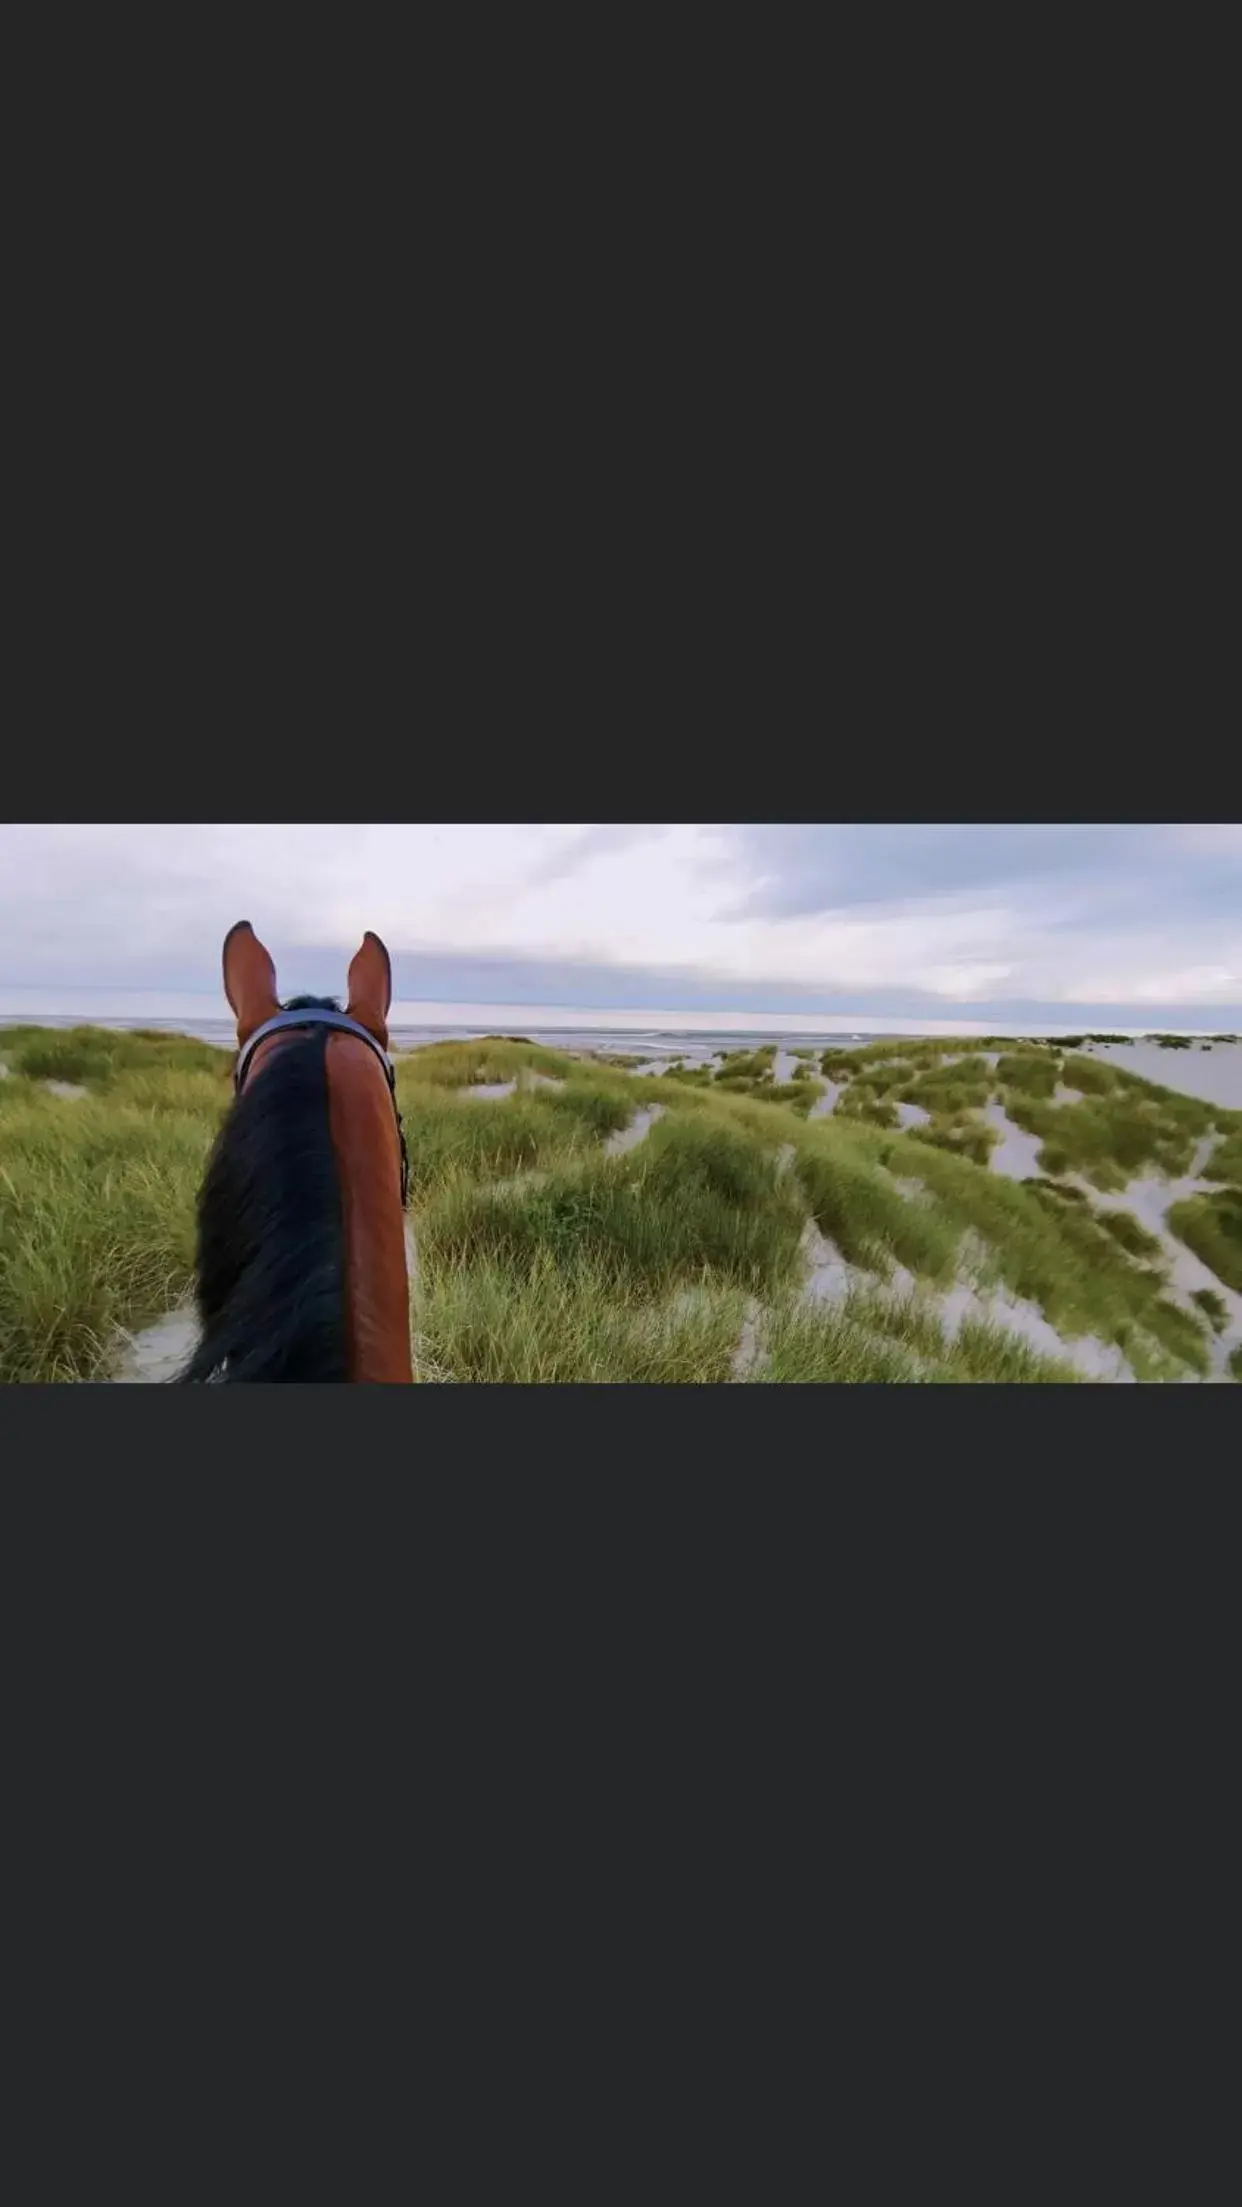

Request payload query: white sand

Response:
[895,1101,930,1128]
[731,1298,764,1380]
[983,1102,1044,1179]
[604,1104,665,1157]
[461,1070,563,1101]
[113,1304,199,1382]
[43,1080,87,1101]
[935,1277,1133,1381]
[117,1228,422,1380]
[1073,1161,1242,1383]
[800,1223,856,1307]
[794,1213,1132,1381]
[1078,1040,1242,1109]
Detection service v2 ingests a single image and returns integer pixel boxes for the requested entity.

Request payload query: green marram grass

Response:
[907,1118,998,1168]
[0,1042,228,1382]
[3,1023,1239,1384]
[748,1286,1082,1386]
[1201,1127,1242,1185]
[1166,1189,1242,1295]
[1191,1288,1228,1333]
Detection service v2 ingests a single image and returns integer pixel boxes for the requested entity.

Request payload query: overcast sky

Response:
[2,823,1240,1028]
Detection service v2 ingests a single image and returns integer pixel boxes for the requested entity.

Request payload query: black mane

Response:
[178,998,348,1382]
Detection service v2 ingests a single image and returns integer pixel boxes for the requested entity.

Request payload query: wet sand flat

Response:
[1080,1041,1242,1109]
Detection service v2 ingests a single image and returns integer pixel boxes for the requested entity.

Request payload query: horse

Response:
[178,921,413,1383]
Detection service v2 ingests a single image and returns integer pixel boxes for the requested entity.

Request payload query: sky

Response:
[1,822,1240,1031]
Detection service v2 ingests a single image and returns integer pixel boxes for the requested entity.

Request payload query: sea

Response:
[0,1007,901,1061]
[5,1001,1241,1102]
[0,995,1203,1059]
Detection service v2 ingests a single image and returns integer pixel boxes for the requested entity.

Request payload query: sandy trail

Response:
[983,1102,1044,1180]
[604,1104,666,1157]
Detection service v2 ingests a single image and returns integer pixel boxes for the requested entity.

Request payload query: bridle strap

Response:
[234,1007,409,1208]
[235,1008,396,1093]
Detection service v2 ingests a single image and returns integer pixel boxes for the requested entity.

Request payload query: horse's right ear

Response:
[222,921,281,1047]
[345,930,393,1048]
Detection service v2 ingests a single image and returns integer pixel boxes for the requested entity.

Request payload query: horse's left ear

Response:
[345,930,392,1048]
[222,920,281,1048]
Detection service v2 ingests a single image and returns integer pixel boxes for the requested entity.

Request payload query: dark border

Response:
[6,1388,1237,1695]
[6,703,1123,829]
[4,1376,1237,1461]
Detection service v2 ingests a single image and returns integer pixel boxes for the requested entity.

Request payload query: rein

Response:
[234,1008,410,1208]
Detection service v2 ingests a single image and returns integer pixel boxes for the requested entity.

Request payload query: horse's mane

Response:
[178,998,348,1383]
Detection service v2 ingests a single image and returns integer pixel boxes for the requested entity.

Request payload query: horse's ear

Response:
[222,921,281,1047]
[345,930,392,1048]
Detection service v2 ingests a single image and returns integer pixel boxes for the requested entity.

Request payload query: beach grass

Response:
[413,1251,748,1384]
[1201,1128,1242,1185]
[393,1037,577,1088]
[0,1023,228,1088]
[995,1052,1060,1099]
[1003,1083,1218,1190]
[896,1060,995,1114]
[1096,1209,1164,1261]
[1191,1287,1228,1333]
[418,1111,809,1299]
[1166,1189,1242,1295]
[907,1116,998,1167]
[746,1283,1081,1384]
[0,1049,224,1382]
[3,1022,1237,1384]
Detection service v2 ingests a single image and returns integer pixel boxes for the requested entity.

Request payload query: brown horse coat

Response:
[221,921,413,1382]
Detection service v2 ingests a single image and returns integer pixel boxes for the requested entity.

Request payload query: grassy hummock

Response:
[3,1024,1238,1384]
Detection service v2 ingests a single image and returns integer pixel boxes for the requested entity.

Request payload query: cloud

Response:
[722,822,1242,931]
[0,821,1239,1023]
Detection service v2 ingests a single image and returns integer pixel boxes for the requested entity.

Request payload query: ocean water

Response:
[0,1008,884,1060]
[2,1001,1237,1076]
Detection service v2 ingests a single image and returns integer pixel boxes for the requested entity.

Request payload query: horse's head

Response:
[184,922,412,1382]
